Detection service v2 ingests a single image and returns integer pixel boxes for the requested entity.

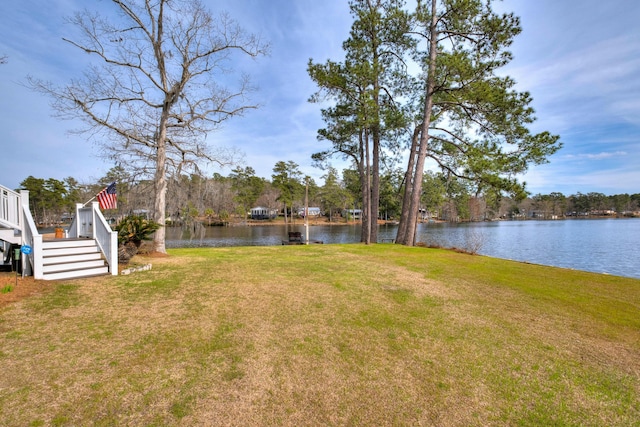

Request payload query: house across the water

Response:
[250,207,278,220]
[342,209,362,220]
[297,207,322,218]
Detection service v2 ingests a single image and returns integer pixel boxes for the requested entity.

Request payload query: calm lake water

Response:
[166,218,640,279]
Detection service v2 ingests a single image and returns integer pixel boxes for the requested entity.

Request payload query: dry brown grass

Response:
[0,273,53,307]
[0,245,638,426]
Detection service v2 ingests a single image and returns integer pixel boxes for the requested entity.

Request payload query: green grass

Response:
[0,244,638,426]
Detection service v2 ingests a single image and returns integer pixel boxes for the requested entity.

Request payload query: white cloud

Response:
[505,34,640,131]
[563,151,628,161]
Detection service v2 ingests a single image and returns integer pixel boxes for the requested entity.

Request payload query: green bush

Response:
[114,215,161,263]
[114,215,161,246]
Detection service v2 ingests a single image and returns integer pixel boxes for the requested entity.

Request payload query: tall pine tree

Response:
[309,0,413,243]
[396,0,561,245]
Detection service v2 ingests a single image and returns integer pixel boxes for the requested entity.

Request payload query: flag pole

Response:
[82,196,96,208]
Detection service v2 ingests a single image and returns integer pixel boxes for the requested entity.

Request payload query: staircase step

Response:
[42,266,110,281]
[42,239,97,249]
[40,238,113,280]
[43,245,101,257]
[43,252,103,265]
[43,259,107,273]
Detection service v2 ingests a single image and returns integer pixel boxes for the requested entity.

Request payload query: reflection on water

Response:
[165,219,640,279]
[165,223,368,247]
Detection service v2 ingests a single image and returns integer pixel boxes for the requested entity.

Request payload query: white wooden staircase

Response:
[1,184,117,280]
[42,239,110,280]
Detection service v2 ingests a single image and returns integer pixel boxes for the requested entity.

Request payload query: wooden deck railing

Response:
[0,184,22,229]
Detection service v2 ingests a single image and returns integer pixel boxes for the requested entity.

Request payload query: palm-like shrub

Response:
[114,215,161,263]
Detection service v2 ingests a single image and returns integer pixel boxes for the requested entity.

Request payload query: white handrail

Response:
[17,190,42,278]
[91,202,118,276]
[71,202,118,275]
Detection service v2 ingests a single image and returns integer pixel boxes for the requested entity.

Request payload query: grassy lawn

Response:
[0,244,638,426]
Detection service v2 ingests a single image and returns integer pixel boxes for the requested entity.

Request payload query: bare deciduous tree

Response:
[29,0,268,253]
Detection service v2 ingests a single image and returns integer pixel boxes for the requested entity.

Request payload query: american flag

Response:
[97,182,117,210]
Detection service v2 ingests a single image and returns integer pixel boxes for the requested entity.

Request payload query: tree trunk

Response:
[151,4,169,254]
[152,90,173,253]
[361,129,371,244]
[397,0,438,246]
[153,136,168,254]
[371,127,380,243]
[370,43,381,244]
[283,201,288,226]
[396,126,421,244]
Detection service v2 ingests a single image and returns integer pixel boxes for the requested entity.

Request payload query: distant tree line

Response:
[16,165,639,226]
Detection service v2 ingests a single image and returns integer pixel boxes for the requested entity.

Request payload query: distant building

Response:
[250,207,278,220]
[297,207,322,217]
[132,209,151,219]
[342,209,362,220]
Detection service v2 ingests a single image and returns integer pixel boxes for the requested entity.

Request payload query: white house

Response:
[342,209,362,220]
[297,207,322,217]
[250,207,278,220]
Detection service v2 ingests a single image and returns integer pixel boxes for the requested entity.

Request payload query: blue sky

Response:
[1,0,638,196]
